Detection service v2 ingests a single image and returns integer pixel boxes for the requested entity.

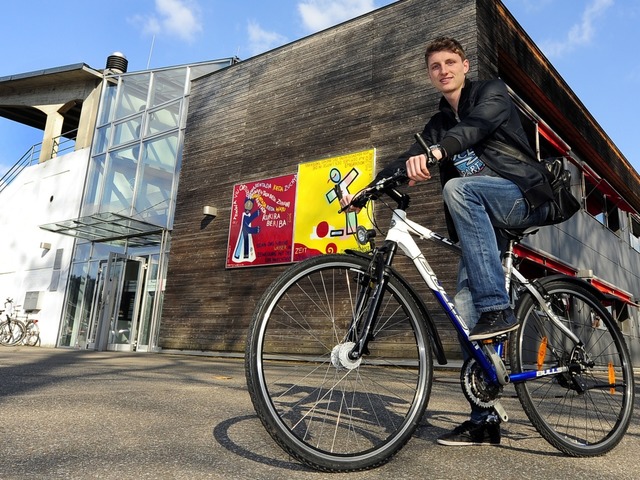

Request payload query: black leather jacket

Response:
[380,79,553,240]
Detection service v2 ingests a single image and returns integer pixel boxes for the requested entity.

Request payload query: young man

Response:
[357,37,553,445]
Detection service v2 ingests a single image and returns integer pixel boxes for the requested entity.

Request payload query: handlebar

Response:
[337,170,410,213]
[337,132,437,212]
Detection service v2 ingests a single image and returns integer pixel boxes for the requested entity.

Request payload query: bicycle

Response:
[0,298,40,347]
[21,314,40,346]
[244,136,634,472]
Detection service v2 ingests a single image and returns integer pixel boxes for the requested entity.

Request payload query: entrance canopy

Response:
[40,212,165,247]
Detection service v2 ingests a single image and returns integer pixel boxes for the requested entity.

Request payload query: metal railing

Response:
[0,130,77,194]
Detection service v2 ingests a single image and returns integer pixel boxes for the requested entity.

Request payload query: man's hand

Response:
[339,191,362,213]
[405,148,442,186]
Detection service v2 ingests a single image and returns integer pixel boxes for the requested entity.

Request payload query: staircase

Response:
[0,144,41,194]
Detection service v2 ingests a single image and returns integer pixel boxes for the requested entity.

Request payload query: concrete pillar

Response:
[36,104,65,163]
[75,84,102,150]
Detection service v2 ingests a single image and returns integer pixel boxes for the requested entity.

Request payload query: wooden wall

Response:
[160,0,482,354]
[159,0,639,357]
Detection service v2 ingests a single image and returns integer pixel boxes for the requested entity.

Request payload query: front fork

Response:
[347,242,398,360]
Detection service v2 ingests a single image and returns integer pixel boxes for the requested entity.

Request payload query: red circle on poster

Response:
[316,221,329,238]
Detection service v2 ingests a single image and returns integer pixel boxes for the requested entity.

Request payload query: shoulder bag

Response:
[484,139,581,225]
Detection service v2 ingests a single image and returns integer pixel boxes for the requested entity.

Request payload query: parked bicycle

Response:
[0,298,40,346]
[244,136,634,472]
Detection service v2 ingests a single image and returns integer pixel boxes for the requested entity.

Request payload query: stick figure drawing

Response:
[232,197,260,263]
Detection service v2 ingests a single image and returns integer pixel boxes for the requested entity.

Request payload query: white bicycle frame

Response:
[382,208,582,352]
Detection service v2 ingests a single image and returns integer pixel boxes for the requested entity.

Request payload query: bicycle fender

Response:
[531,274,608,303]
[345,250,448,364]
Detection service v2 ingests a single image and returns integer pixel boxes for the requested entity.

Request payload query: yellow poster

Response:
[293,149,375,261]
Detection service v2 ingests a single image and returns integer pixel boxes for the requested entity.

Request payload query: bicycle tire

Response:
[23,321,40,346]
[0,320,26,346]
[245,253,433,472]
[510,279,634,456]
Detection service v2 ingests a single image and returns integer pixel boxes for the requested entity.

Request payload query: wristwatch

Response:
[429,144,446,160]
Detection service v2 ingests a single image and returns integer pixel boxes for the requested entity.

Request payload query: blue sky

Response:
[1,0,638,178]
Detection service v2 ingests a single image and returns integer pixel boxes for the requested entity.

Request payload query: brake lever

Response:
[336,185,371,213]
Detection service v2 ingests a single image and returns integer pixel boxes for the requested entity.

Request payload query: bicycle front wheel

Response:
[510,279,634,456]
[245,254,433,472]
[0,320,26,346]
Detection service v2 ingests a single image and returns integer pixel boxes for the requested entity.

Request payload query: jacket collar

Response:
[438,78,473,120]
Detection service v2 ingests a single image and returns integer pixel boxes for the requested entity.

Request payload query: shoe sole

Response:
[468,323,519,341]
[437,439,500,446]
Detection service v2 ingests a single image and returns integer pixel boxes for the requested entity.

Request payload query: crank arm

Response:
[493,400,509,423]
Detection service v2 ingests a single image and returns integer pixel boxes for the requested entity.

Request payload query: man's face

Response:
[427,50,469,95]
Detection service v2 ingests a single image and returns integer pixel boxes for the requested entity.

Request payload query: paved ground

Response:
[0,347,638,480]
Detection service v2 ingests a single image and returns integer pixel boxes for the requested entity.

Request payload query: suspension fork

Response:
[348,241,398,360]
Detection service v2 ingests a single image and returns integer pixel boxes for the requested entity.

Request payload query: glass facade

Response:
[58,59,234,350]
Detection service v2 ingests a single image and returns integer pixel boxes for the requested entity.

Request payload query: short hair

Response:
[425,37,467,65]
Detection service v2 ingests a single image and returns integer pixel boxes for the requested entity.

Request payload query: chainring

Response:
[461,358,502,408]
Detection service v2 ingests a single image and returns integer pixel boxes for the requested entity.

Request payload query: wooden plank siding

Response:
[160,0,479,354]
[160,0,639,357]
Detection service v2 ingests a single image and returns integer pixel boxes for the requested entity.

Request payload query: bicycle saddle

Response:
[499,227,539,241]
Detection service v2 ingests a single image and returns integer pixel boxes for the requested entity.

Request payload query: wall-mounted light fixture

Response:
[203,206,218,218]
[39,242,52,250]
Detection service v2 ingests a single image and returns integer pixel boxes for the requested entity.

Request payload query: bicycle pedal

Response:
[481,335,506,345]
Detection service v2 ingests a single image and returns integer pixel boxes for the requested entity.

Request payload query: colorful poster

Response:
[293,149,375,261]
[226,174,297,268]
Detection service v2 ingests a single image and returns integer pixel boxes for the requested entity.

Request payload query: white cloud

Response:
[130,0,203,43]
[247,21,289,56]
[242,1,382,58]
[297,0,377,33]
[541,0,613,58]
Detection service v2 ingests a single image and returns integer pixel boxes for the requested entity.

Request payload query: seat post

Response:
[502,238,517,295]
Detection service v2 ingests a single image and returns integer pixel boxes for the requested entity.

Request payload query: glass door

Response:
[86,259,108,349]
[135,255,159,352]
[92,253,147,351]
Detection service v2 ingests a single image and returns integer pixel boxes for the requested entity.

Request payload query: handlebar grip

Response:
[414,133,430,153]
[414,133,438,166]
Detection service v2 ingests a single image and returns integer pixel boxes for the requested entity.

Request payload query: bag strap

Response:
[483,138,535,164]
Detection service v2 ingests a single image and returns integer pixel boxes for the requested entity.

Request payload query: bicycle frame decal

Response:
[386,210,468,333]
[510,366,569,383]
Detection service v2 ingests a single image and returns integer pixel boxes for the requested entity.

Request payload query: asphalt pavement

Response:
[0,347,637,480]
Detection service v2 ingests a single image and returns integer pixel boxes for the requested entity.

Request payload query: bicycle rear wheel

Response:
[0,320,26,346]
[245,254,432,472]
[510,279,634,456]
[23,321,40,346]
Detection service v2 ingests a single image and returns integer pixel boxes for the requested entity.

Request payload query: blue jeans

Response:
[443,175,549,423]
[442,175,549,314]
